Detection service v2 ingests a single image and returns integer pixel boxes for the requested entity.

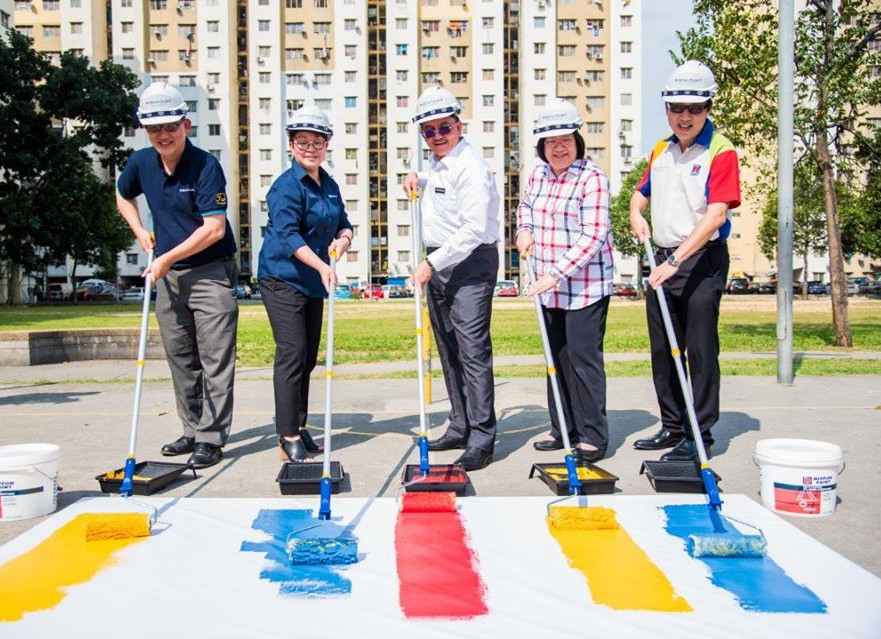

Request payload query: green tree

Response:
[0,32,140,304]
[677,0,881,346]
[609,157,648,297]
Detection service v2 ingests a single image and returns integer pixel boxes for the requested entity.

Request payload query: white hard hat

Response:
[533,98,583,139]
[412,86,461,125]
[286,103,333,136]
[136,82,187,126]
[662,60,717,103]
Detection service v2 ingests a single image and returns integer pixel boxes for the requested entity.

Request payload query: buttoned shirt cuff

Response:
[416,171,428,189]
[515,227,533,236]
[425,245,453,272]
[286,235,307,258]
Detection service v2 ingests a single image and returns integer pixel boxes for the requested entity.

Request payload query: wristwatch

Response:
[424,257,436,273]
[666,254,680,267]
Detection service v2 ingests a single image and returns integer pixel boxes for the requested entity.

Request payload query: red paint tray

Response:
[640,460,721,493]
[529,462,619,496]
[402,464,469,495]
[277,461,345,495]
[95,461,196,496]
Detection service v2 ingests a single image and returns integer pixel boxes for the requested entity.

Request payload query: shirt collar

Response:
[541,157,586,180]
[153,138,194,177]
[290,158,328,186]
[665,118,715,149]
[430,137,468,170]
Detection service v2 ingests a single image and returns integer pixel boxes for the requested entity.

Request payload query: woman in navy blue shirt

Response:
[258,105,353,462]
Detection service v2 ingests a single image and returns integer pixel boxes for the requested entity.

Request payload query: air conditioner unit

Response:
[147,57,155,64]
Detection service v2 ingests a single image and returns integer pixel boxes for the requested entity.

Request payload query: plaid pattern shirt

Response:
[516,158,614,310]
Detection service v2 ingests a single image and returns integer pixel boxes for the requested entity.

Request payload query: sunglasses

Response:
[293,138,327,151]
[421,123,454,139]
[668,103,709,114]
[145,120,184,134]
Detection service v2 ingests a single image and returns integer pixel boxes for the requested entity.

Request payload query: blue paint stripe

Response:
[240,509,353,597]
[662,505,826,613]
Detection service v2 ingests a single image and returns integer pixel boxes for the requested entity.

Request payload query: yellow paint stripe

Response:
[0,513,147,622]
[547,514,692,612]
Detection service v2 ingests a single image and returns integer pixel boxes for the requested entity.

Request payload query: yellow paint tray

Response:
[529,462,619,496]
[95,461,196,495]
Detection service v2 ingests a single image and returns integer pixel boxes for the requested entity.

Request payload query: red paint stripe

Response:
[395,501,488,619]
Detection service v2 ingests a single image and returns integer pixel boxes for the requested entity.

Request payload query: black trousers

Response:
[260,277,324,438]
[543,297,610,449]
[645,242,729,442]
[426,245,498,453]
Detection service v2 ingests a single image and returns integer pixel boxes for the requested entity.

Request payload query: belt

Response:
[426,242,497,251]
[656,239,721,256]
[171,253,237,270]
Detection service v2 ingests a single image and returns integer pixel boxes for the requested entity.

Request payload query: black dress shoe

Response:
[299,428,323,454]
[454,447,493,471]
[573,447,606,463]
[659,439,712,462]
[427,433,468,452]
[533,437,564,451]
[633,428,684,451]
[279,436,310,462]
[187,442,223,468]
[161,435,195,456]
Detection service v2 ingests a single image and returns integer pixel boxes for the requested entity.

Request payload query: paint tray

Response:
[640,461,721,493]
[529,462,619,496]
[277,461,345,495]
[402,464,469,496]
[95,461,196,496]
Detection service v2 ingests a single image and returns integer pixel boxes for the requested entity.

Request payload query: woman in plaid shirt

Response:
[516,99,615,463]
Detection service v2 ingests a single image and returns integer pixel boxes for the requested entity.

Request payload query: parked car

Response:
[807,281,829,295]
[334,284,352,300]
[494,280,519,297]
[382,285,409,299]
[866,276,881,296]
[614,282,637,297]
[46,283,71,301]
[726,278,751,294]
[95,285,120,301]
[120,286,144,302]
[73,281,105,301]
[362,284,384,300]
[846,277,870,296]
[749,281,776,294]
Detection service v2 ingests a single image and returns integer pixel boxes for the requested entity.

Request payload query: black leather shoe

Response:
[279,436,310,462]
[427,433,468,452]
[454,447,493,471]
[573,447,606,463]
[660,439,712,462]
[161,435,195,457]
[633,428,684,451]
[299,428,323,454]
[533,437,564,451]
[187,442,223,468]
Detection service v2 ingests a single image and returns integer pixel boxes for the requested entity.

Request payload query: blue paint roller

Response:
[643,237,766,558]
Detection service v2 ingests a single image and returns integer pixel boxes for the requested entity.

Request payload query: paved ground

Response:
[0,359,879,578]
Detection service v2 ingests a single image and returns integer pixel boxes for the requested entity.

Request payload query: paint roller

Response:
[88,248,157,542]
[399,491,457,514]
[642,237,766,559]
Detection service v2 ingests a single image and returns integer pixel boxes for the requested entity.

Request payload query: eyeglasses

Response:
[145,120,184,134]
[293,138,327,151]
[421,123,454,139]
[544,137,576,149]
[668,103,709,115]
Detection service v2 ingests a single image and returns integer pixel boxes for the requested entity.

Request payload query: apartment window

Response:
[208,72,220,84]
[534,94,546,106]
[346,252,358,263]
[204,21,218,33]
[397,122,408,133]
[258,46,271,58]
[621,41,633,53]
[43,0,60,8]
[482,147,494,159]
[345,71,357,82]
[286,0,301,6]
[315,98,332,110]
[483,121,494,133]
[179,75,196,86]
[260,175,272,187]
[314,22,331,34]
[395,18,407,29]
[258,0,268,4]
[586,122,604,134]
[259,98,271,110]
[209,150,221,160]
[482,43,494,55]
[314,73,331,85]
[314,0,328,6]
[558,70,576,83]
[344,96,356,108]
[421,20,439,32]
[482,95,494,106]
[286,99,303,112]
[148,0,166,9]
[459,97,469,110]
[178,49,193,61]
[396,70,408,81]
[587,147,604,160]
[397,96,409,107]
[14,0,29,8]
[285,48,305,61]
[208,98,219,110]
[345,148,357,161]
[70,22,82,34]
[421,46,439,60]
[533,17,545,28]
[585,96,605,109]
[621,15,633,27]
[179,24,195,38]
[258,20,270,31]
[450,72,468,83]
[345,174,357,185]
[396,44,408,55]
[558,45,576,57]
[585,19,604,36]
[71,0,82,6]
[397,173,408,184]
[451,46,467,58]
[346,200,357,211]
[559,19,577,31]
[152,24,168,37]
[534,43,546,54]
[287,73,305,85]
[207,47,220,58]
[422,72,441,84]
[621,67,633,79]
[185,100,196,112]
[120,0,131,6]
[482,68,494,81]
[119,21,134,34]
[397,225,410,236]
[122,48,134,59]
[398,251,411,263]
[621,145,633,159]
[260,149,272,161]
[258,72,270,84]
[152,51,168,61]
[208,124,220,136]
[534,68,546,80]
[345,44,356,57]
[345,122,357,134]
[620,119,633,132]
[259,123,271,135]
[286,22,304,34]
[43,25,60,37]
[585,70,605,82]
[343,18,356,30]
[621,93,633,106]
[587,45,604,60]
[482,17,494,28]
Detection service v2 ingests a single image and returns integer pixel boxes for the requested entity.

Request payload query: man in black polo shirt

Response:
[116,82,238,469]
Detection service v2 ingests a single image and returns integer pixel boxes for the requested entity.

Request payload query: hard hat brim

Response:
[412,107,461,125]
[286,123,333,136]
[138,111,187,126]
[662,91,714,104]
[534,124,581,140]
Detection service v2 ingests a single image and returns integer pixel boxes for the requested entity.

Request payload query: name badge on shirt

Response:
[434,187,446,194]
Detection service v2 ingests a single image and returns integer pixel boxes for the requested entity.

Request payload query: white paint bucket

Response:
[0,443,61,521]
[754,439,844,517]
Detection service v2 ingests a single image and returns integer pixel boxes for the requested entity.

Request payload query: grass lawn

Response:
[2,298,880,375]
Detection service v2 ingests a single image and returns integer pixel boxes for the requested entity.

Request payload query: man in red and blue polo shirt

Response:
[629,61,741,462]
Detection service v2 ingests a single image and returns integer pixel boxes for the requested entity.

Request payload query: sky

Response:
[641,0,698,153]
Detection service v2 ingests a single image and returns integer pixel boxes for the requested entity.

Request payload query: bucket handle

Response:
[753,456,845,475]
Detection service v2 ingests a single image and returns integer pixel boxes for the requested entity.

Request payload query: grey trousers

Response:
[155,257,239,446]
[426,245,498,452]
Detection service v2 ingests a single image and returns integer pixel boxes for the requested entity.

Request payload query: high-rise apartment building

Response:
[1,0,13,38]
[14,0,641,287]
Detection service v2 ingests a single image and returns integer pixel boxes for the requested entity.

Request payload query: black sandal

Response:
[278,436,310,462]
[299,428,324,454]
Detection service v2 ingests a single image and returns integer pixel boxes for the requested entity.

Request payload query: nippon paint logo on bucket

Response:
[0,481,13,490]
[773,481,836,515]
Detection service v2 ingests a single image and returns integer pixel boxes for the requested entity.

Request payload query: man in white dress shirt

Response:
[404,86,501,471]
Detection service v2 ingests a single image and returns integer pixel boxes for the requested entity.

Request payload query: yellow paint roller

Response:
[84,513,151,542]
[546,505,619,531]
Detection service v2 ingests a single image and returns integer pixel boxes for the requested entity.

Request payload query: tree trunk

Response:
[6,263,22,306]
[816,135,852,347]
[802,250,809,300]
